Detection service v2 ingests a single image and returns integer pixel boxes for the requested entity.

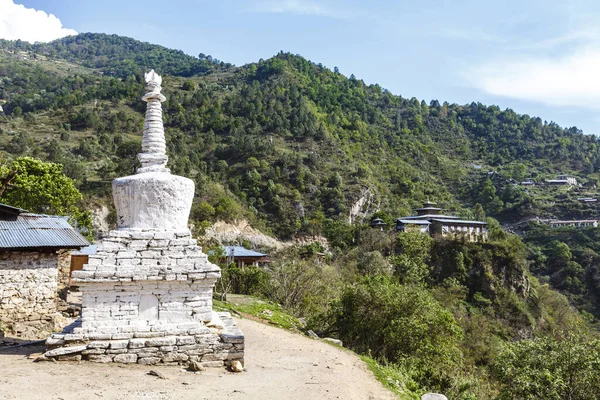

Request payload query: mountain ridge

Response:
[1,32,599,237]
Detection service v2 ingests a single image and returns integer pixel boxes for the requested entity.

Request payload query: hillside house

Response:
[582,181,597,190]
[546,174,577,186]
[220,246,270,268]
[0,203,88,331]
[395,201,487,242]
[548,220,598,228]
[369,217,387,231]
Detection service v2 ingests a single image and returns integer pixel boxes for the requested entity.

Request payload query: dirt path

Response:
[0,317,395,400]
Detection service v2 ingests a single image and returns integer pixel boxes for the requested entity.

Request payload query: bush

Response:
[262,252,342,323]
[333,277,464,391]
[493,333,600,400]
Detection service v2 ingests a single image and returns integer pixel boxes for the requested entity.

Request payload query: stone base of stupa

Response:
[43,230,244,367]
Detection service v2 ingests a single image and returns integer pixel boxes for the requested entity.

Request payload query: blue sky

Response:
[2,0,600,135]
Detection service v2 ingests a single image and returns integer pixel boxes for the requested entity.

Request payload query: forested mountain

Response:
[0,33,231,78]
[2,33,599,238]
[2,33,600,398]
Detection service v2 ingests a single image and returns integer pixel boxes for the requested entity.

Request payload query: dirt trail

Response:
[0,317,395,400]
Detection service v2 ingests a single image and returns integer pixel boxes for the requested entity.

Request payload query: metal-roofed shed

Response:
[0,213,89,250]
[220,245,270,268]
[0,203,89,332]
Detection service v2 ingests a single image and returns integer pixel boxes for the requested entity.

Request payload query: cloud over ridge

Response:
[468,46,600,110]
[0,0,77,43]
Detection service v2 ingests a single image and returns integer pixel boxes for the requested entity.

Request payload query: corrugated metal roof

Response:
[396,219,431,225]
[551,220,597,224]
[0,213,89,249]
[400,214,459,220]
[223,246,267,257]
[430,219,487,225]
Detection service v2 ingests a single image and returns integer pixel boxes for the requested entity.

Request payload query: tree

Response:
[474,203,486,221]
[182,80,196,91]
[393,231,433,285]
[323,219,355,250]
[478,177,504,214]
[494,333,600,400]
[0,157,92,238]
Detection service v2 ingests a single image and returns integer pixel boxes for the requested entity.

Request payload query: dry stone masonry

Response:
[45,70,244,367]
[0,251,58,326]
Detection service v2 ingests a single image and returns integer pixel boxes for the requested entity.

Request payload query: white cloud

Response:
[467,45,600,110]
[252,0,348,19]
[0,0,77,43]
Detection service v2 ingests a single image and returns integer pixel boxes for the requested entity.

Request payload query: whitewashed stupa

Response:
[44,71,244,367]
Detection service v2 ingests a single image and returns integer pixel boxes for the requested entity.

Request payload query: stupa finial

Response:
[145,69,162,86]
[138,69,168,173]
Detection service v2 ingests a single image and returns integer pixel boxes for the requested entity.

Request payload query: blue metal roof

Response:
[399,214,459,220]
[0,212,89,250]
[223,246,267,257]
[430,219,487,225]
[396,219,431,225]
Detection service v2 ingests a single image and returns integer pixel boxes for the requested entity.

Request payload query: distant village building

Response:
[577,197,597,203]
[548,220,598,228]
[369,217,387,231]
[0,203,88,331]
[582,181,597,190]
[395,201,487,242]
[546,174,577,186]
[221,246,269,268]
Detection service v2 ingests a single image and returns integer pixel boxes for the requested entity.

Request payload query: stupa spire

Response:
[138,70,169,173]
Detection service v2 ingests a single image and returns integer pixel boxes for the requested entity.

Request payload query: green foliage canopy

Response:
[0,157,92,237]
[334,276,463,390]
[494,333,600,400]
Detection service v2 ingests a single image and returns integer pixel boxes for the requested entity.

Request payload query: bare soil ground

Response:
[0,317,395,400]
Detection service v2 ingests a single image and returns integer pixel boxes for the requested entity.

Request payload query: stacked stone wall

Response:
[72,230,220,331]
[0,251,58,325]
[79,282,214,333]
[74,230,219,288]
[45,311,244,366]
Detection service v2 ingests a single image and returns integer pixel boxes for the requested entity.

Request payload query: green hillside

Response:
[2,33,599,238]
[3,33,600,398]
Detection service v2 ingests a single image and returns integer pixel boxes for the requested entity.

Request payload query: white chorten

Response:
[44,71,244,367]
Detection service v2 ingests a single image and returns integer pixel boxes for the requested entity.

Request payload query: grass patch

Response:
[213,295,303,331]
[360,355,422,400]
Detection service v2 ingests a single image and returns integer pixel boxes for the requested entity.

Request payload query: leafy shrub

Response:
[493,333,600,400]
[333,277,464,391]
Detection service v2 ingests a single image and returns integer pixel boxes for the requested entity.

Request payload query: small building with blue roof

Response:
[220,245,270,268]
